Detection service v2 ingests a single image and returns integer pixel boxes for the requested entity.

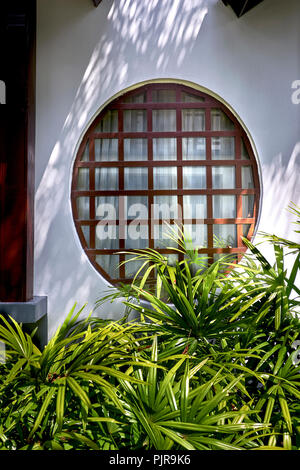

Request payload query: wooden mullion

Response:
[147,95,154,255]
[115,102,217,110]
[235,133,243,248]
[71,83,260,285]
[176,93,184,261]
[87,247,245,256]
[76,159,253,168]
[73,188,256,197]
[205,106,213,264]
[117,109,126,278]
[180,83,215,102]
[78,217,255,226]
[89,138,95,248]
[87,248,186,255]
[93,130,240,139]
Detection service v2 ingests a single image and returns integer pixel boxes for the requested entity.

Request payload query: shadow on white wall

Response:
[260,142,300,236]
[34,0,299,336]
[35,0,212,336]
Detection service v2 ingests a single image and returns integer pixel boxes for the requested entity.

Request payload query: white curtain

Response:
[124,255,146,278]
[95,196,119,249]
[80,142,89,161]
[95,168,118,190]
[153,224,178,248]
[153,167,177,189]
[95,196,118,219]
[81,226,90,246]
[124,138,147,160]
[123,92,145,103]
[95,192,120,277]
[213,224,237,247]
[96,226,119,250]
[183,224,207,248]
[125,226,148,250]
[152,110,176,131]
[153,195,178,219]
[241,139,250,160]
[77,197,89,220]
[182,92,204,103]
[153,138,176,160]
[77,168,89,190]
[95,139,118,161]
[152,89,176,103]
[183,195,207,219]
[242,195,254,217]
[182,109,205,131]
[124,110,147,132]
[125,196,148,249]
[95,110,118,132]
[243,224,251,237]
[212,166,235,189]
[242,166,254,188]
[96,254,120,278]
[211,109,234,131]
[213,195,236,218]
[124,168,148,190]
[126,196,148,220]
[212,137,235,160]
[183,166,206,189]
[183,137,206,160]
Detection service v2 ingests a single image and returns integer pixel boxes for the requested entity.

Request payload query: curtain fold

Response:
[95,139,118,161]
[212,137,235,160]
[242,166,254,188]
[183,167,206,189]
[213,195,236,218]
[212,166,235,189]
[124,168,148,190]
[153,167,177,189]
[182,109,205,131]
[213,224,237,247]
[153,138,177,160]
[124,138,147,160]
[183,137,206,160]
[152,110,176,131]
[124,110,147,132]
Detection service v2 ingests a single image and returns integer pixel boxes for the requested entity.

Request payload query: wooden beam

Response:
[0,0,36,302]
[222,0,264,17]
[92,0,102,7]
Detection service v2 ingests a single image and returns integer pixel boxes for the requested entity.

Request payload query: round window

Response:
[71,83,260,284]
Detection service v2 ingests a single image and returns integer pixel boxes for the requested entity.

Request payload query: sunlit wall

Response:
[35,0,300,337]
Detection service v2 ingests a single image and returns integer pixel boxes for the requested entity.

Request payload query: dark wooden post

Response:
[0,1,36,302]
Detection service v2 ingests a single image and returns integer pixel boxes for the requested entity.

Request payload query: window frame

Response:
[71,82,260,284]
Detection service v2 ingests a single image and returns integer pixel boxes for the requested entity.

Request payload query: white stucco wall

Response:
[35,0,300,338]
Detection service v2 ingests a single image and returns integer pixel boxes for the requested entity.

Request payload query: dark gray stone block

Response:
[0,297,48,347]
[0,296,47,323]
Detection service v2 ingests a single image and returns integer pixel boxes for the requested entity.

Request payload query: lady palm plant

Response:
[93,337,271,450]
[0,309,272,450]
[0,305,155,450]
[1,205,299,450]
[107,228,257,356]
[96,205,300,449]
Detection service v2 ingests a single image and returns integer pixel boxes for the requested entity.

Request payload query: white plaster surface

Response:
[35,0,300,337]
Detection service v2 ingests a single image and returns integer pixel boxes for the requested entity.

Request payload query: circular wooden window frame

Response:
[71,82,260,285]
